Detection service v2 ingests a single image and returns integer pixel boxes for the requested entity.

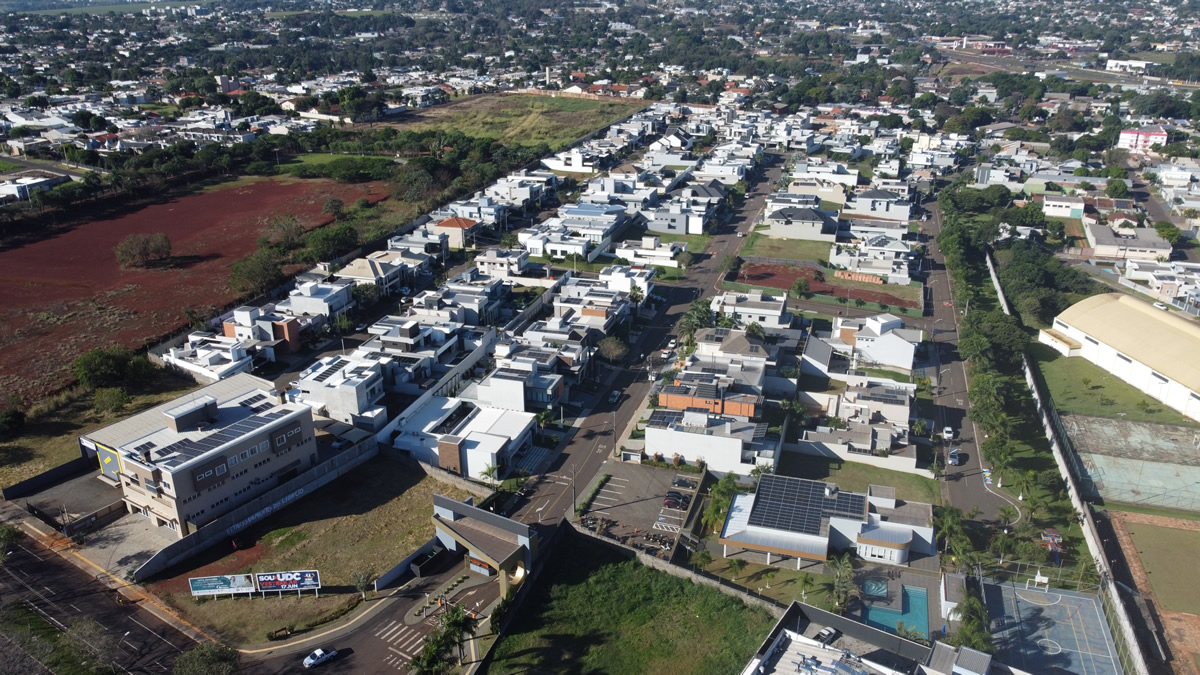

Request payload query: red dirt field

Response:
[740,263,921,309]
[0,178,387,403]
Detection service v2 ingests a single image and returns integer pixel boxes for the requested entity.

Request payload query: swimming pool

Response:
[861,585,929,638]
[863,578,888,598]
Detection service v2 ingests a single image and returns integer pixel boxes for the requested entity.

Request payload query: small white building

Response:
[274,280,356,319]
[162,333,254,383]
[644,409,779,477]
[613,235,688,268]
[393,396,535,481]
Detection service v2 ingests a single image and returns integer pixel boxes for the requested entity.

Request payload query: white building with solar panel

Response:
[719,475,935,567]
[80,373,321,538]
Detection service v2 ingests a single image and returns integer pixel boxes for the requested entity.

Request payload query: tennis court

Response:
[982,579,1121,675]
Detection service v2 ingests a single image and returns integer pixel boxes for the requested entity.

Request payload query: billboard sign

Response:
[188,574,256,597]
[255,570,321,592]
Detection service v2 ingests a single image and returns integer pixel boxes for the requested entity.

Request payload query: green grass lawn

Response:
[0,159,23,173]
[0,371,198,487]
[699,557,834,609]
[1028,343,1196,426]
[857,367,912,383]
[282,153,358,167]
[386,95,644,150]
[1125,522,1200,613]
[740,232,829,262]
[820,200,844,212]
[488,534,775,674]
[1128,51,1178,65]
[775,451,941,505]
[651,231,712,255]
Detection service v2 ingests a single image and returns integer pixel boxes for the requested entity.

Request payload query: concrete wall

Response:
[410,456,493,499]
[375,536,439,591]
[783,443,932,479]
[133,442,378,581]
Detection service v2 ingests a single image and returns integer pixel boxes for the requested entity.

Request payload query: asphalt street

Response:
[0,537,195,673]
[923,203,1021,523]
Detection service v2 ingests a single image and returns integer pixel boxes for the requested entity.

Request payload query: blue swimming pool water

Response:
[862,585,929,638]
[863,579,888,598]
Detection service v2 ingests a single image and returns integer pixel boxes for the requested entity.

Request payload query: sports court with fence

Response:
[983,576,1121,675]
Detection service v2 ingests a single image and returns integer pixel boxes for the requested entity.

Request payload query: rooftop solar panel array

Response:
[313,357,347,383]
[646,410,683,429]
[239,393,267,407]
[747,475,866,536]
[150,409,291,468]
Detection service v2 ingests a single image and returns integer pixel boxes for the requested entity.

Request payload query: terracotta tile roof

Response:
[437,217,478,229]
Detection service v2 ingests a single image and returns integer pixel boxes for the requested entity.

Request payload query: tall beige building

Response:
[82,373,318,538]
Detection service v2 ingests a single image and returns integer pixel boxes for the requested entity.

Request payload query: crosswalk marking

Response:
[653,522,681,533]
[374,619,397,637]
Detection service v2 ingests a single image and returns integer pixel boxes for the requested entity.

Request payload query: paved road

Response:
[923,203,1021,523]
[247,563,501,674]
[0,537,195,673]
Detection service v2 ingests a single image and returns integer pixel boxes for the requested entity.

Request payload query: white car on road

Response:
[303,648,338,668]
[943,426,954,440]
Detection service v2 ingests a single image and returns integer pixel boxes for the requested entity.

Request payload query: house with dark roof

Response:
[765,205,841,241]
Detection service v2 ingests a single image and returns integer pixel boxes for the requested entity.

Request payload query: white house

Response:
[842,189,911,222]
[613,235,688,268]
[718,475,935,567]
[274,280,356,319]
[162,333,254,383]
[393,396,535,481]
[1039,293,1200,420]
[710,289,793,332]
[643,409,779,478]
[832,314,924,373]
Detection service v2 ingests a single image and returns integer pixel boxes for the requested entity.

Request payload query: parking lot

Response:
[579,461,702,553]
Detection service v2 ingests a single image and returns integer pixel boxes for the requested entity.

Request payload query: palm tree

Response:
[677,314,699,347]
[799,572,815,603]
[690,549,713,571]
[997,505,1018,530]
[536,408,554,431]
[763,568,778,589]
[727,557,747,579]
[480,464,499,488]
[716,313,738,329]
[910,418,929,437]
[745,322,765,339]
[628,284,644,311]
[933,506,966,554]
[749,462,771,483]
[439,604,479,664]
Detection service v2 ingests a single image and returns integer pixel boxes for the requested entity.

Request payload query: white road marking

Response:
[130,616,186,652]
[374,619,397,637]
[381,623,406,642]
[653,523,681,533]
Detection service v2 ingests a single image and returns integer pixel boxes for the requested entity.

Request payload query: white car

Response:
[303,648,338,668]
[667,338,678,349]
[736,231,746,238]
[943,426,954,440]
[1153,302,1168,311]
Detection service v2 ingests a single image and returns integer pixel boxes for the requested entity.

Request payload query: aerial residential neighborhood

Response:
[5,0,1200,674]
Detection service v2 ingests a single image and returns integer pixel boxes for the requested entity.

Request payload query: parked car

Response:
[666,491,690,501]
[608,390,621,404]
[948,448,962,466]
[815,627,840,645]
[1154,302,1169,311]
[303,648,338,668]
[667,337,678,349]
[736,231,746,237]
[672,478,696,489]
[663,498,683,509]
[943,426,954,440]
